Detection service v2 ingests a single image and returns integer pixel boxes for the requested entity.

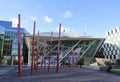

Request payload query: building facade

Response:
[0,21,29,65]
[0,20,105,66]
[102,28,120,62]
[25,32,104,66]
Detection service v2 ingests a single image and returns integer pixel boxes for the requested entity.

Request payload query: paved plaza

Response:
[0,66,120,82]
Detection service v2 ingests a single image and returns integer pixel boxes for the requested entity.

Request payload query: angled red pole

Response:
[18,14,22,76]
[48,31,53,72]
[56,23,61,73]
[43,40,46,69]
[30,21,36,75]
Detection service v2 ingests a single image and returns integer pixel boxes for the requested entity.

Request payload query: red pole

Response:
[36,31,39,72]
[30,21,36,75]
[56,23,61,73]
[43,40,46,69]
[48,31,53,72]
[76,57,78,67]
[18,14,22,76]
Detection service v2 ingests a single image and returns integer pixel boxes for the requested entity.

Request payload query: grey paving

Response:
[0,66,16,75]
[0,66,120,82]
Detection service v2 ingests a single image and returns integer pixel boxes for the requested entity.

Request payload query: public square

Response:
[0,66,120,82]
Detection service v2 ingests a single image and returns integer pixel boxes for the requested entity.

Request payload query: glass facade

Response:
[25,33,104,66]
[0,21,29,65]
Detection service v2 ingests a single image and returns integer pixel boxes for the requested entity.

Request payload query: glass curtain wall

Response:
[0,26,5,65]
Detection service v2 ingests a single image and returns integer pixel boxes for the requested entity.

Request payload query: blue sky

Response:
[0,0,120,37]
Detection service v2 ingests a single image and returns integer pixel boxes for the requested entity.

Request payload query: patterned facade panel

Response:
[102,27,120,61]
[113,50,115,55]
[116,55,119,59]
[117,50,120,54]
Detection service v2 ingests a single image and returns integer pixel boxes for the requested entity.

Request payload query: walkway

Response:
[0,66,120,82]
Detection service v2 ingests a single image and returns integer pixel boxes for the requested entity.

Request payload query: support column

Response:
[28,48,31,66]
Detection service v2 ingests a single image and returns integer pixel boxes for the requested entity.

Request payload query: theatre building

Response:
[25,32,104,66]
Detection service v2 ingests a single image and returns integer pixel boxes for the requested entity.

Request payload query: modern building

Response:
[102,28,120,62]
[0,20,105,66]
[0,21,29,65]
[25,32,105,66]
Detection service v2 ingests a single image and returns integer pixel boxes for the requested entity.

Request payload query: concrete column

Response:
[28,39,31,66]
[28,49,31,66]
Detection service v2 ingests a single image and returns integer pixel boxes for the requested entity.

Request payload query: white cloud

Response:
[24,20,29,24]
[30,16,37,21]
[44,16,53,23]
[56,25,74,33]
[61,27,69,32]
[10,18,18,27]
[62,10,72,18]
